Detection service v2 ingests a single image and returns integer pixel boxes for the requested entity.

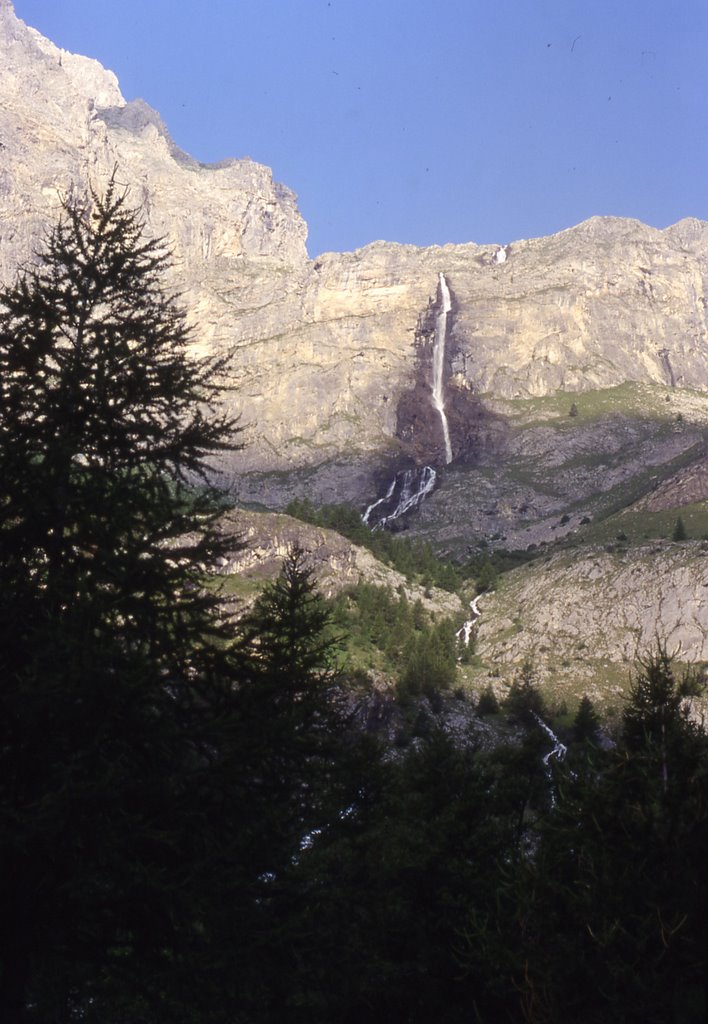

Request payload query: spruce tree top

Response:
[0,176,237,482]
[0,175,241,618]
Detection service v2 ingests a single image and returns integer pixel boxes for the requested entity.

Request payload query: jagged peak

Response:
[661,217,708,250]
[96,98,199,169]
[1,0,123,108]
[0,3,308,265]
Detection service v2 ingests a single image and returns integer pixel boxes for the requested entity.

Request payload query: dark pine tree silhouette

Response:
[573,694,601,743]
[0,177,244,1022]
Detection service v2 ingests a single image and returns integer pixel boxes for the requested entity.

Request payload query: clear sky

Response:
[13,0,708,257]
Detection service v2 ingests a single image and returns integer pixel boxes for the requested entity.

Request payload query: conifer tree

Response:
[672,515,687,541]
[231,547,347,872]
[518,652,708,1023]
[0,178,242,1021]
[572,694,600,743]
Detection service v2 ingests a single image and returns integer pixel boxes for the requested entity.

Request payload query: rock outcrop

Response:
[477,542,708,667]
[1,1,707,518]
[0,1,308,331]
[468,541,708,706]
[209,508,463,620]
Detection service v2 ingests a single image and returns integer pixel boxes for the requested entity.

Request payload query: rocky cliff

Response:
[209,508,462,619]
[1,0,707,526]
[470,540,708,704]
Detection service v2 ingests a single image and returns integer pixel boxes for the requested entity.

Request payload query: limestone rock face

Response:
[475,541,708,672]
[211,508,463,620]
[195,222,708,499]
[1,2,708,509]
[0,1,308,307]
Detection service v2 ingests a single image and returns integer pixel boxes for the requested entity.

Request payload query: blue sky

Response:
[13,0,708,257]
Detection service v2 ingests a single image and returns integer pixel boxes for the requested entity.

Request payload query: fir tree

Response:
[672,515,687,541]
[517,652,708,1023]
[0,178,243,1021]
[573,694,600,743]
[231,546,347,873]
[504,658,546,723]
[476,684,500,716]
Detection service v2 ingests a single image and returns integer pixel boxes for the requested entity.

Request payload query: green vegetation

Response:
[672,514,688,541]
[465,546,541,583]
[476,683,501,715]
[573,694,601,742]
[285,496,462,591]
[330,581,460,699]
[282,652,708,1023]
[498,380,705,426]
[568,500,708,546]
[0,180,246,1021]
[503,658,547,723]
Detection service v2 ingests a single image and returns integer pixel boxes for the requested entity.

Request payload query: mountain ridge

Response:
[1,0,706,695]
[1,1,707,537]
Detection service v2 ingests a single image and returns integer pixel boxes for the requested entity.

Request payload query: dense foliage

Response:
[265,656,708,1024]
[329,581,461,697]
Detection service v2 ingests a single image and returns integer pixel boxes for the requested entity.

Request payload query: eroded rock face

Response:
[1,1,708,512]
[210,508,463,619]
[0,2,308,310]
[475,541,708,670]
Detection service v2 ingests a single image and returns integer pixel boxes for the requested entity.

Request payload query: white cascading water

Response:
[362,477,397,526]
[455,594,483,648]
[531,712,569,806]
[380,467,436,527]
[361,274,453,530]
[362,467,437,530]
[375,467,437,530]
[432,272,453,465]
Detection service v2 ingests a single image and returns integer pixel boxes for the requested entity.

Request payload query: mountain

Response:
[1,1,706,694]
[2,0,707,540]
[474,539,708,698]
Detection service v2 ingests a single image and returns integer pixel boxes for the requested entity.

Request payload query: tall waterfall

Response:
[360,274,454,531]
[432,273,453,464]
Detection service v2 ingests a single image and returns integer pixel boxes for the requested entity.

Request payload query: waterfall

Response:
[456,594,483,648]
[362,477,396,526]
[432,272,453,464]
[361,274,453,531]
[377,466,437,528]
[362,466,437,530]
[531,712,569,807]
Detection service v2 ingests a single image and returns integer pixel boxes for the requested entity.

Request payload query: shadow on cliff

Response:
[395,379,509,468]
[394,281,509,469]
